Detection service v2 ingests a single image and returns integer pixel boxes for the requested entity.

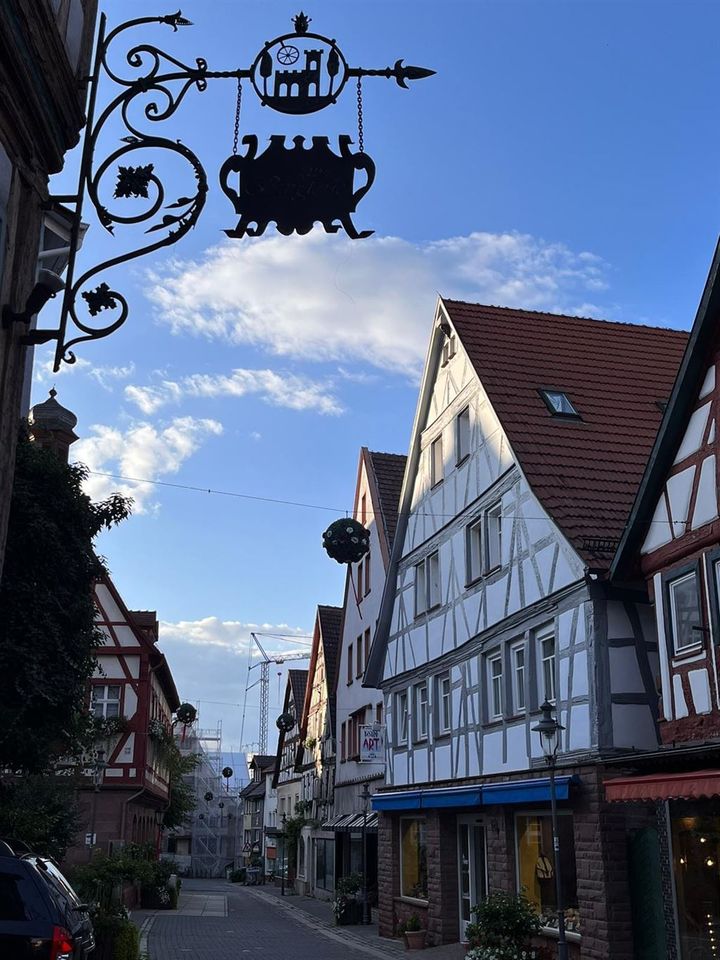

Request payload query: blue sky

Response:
[31,0,720,752]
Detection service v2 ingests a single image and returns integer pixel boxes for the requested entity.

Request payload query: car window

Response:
[0,872,30,921]
[41,861,81,907]
[29,858,78,918]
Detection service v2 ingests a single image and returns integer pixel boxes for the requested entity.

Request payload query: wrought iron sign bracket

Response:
[22,10,433,371]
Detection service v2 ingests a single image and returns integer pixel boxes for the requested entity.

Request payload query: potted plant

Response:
[332,873,363,925]
[403,913,426,950]
[464,891,540,958]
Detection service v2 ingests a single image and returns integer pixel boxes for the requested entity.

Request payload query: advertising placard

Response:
[359,723,385,763]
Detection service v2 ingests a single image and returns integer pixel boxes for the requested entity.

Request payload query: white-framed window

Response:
[668,571,702,652]
[416,552,441,615]
[512,643,526,712]
[488,655,503,720]
[92,684,121,718]
[441,330,457,367]
[539,631,556,703]
[430,436,443,487]
[466,519,483,583]
[414,681,429,741]
[485,503,502,571]
[456,406,470,463]
[397,691,409,744]
[437,673,452,734]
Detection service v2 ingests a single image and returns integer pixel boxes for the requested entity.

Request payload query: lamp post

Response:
[532,701,568,960]
[88,749,106,861]
[280,812,287,897]
[360,781,372,925]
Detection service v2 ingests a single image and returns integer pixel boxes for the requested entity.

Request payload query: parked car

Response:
[0,839,95,959]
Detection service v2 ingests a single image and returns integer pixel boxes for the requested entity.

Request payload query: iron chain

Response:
[356,76,364,153]
[232,79,243,155]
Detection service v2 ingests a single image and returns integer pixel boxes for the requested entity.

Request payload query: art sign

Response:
[359,723,385,763]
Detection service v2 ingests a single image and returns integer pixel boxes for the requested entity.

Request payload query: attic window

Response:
[441,331,457,367]
[539,389,580,419]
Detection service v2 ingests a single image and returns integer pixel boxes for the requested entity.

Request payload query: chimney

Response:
[28,388,78,463]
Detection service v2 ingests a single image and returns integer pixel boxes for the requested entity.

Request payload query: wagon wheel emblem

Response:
[276,44,300,65]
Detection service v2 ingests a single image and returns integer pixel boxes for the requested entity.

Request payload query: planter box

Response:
[404,930,426,950]
[336,900,363,925]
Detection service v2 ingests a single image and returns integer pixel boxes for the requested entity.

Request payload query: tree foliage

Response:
[0,433,131,772]
[163,748,200,831]
[0,776,82,861]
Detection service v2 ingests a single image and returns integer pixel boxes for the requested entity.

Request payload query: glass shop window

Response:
[401,818,428,900]
[315,838,335,891]
[671,801,720,960]
[516,814,580,934]
[669,572,702,652]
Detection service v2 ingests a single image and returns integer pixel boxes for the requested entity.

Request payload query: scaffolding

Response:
[171,721,241,878]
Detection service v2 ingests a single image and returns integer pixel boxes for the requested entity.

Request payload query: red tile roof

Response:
[368,451,406,550]
[443,300,689,568]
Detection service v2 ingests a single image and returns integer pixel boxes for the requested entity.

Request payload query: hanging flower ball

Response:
[276,711,295,732]
[204,791,214,802]
[176,702,197,725]
[222,766,234,780]
[322,517,370,565]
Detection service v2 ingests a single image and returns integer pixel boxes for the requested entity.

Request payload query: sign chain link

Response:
[232,78,243,156]
[356,76,364,153]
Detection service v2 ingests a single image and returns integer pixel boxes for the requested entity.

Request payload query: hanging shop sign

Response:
[19,9,434,371]
[359,723,385,763]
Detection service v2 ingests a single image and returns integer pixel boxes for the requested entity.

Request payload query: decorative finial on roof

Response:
[293,11,311,33]
[49,387,57,399]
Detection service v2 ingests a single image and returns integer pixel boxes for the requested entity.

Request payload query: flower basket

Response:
[404,930,426,950]
[335,898,363,925]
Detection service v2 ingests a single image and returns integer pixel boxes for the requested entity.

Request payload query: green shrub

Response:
[465,891,540,954]
[405,913,422,932]
[93,914,139,960]
[229,868,246,883]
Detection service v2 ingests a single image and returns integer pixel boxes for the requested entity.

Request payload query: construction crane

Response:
[247,633,311,754]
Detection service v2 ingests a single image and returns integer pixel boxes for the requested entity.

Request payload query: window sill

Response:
[412,737,429,746]
[399,895,429,907]
[540,926,581,943]
[456,454,470,468]
[672,642,704,660]
[430,479,444,490]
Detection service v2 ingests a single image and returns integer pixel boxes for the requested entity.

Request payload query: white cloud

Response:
[72,416,223,512]
[89,362,136,391]
[34,355,92,383]
[147,231,610,376]
[124,368,343,416]
[33,358,135,391]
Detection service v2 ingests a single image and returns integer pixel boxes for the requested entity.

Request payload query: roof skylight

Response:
[539,389,580,418]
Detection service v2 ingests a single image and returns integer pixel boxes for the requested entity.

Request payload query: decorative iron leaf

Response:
[166,196,194,208]
[292,11,311,34]
[259,50,273,78]
[114,164,155,199]
[163,10,193,30]
[327,49,340,78]
[145,213,182,233]
[82,283,117,317]
[120,135,140,144]
[97,205,114,233]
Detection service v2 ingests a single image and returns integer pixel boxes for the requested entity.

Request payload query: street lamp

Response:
[532,701,568,960]
[280,812,287,897]
[360,781,372,925]
[88,749,106,861]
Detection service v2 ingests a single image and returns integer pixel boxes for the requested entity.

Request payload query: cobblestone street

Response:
[137,880,463,960]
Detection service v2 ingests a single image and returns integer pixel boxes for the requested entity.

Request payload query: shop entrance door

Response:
[457,816,487,941]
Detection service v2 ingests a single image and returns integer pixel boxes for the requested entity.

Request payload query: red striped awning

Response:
[605,770,720,803]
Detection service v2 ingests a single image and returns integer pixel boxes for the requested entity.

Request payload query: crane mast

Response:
[249,633,310,754]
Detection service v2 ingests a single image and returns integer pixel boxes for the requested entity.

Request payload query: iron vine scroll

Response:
[26,10,434,371]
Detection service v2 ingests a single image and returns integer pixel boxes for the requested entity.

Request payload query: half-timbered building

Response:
[273,669,308,880]
[364,298,688,955]
[608,243,720,960]
[294,604,342,898]
[324,448,405,896]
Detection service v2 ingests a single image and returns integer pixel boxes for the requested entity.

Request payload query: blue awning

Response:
[372,776,579,812]
[481,775,578,805]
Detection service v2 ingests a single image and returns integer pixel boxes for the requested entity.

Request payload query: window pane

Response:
[440,674,451,731]
[401,819,428,899]
[670,573,701,650]
[398,692,408,742]
[431,437,443,486]
[415,561,427,615]
[516,814,579,933]
[105,703,120,718]
[456,407,470,462]
[541,635,556,702]
[489,657,503,718]
[466,521,482,583]
[486,505,502,570]
[107,686,121,700]
[514,646,526,711]
[427,552,441,608]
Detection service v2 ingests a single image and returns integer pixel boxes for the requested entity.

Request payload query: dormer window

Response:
[539,389,580,419]
[441,330,457,366]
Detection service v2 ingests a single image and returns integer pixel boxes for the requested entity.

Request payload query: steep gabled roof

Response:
[288,669,309,715]
[613,240,720,576]
[443,299,688,568]
[272,669,308,788]
[368,451,406,552]
[249,754,276,772]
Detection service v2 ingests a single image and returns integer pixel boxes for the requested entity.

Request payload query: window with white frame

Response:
[668,571,702,652]
[512,643,526,712]
[437,673,451,734]
[92,684,121,718]
[456,406,470,463]
[466,518,483,583]
[397,690,409,744]
[539,631,556,703]
[488,655,503,720]
[486,503,502,570]
[416,552,441,615]
[414,681,429,741]
[430,436,443,487]
[427,551,441,608]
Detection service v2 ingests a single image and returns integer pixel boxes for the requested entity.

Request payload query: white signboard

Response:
[359,724,385,763]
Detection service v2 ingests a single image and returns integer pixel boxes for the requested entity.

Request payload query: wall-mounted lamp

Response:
[3,269,65,329]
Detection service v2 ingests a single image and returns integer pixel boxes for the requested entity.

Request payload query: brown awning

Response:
[605,770,720,803]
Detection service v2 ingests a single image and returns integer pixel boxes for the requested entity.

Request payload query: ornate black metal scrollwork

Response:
[27,9,434,371]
